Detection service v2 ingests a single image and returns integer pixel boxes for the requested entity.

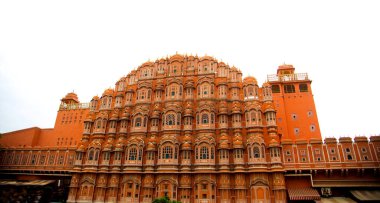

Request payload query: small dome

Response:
[218,62,226,67]
[103,142,113,151]
[233,133,243,148]
[184,103,193,116]
[110,111,119,120]
[141,61,154,67]
[219,142,229,149]
[220,133,228,141]
[146,142,156,151]
[218,101,228,114]
[269,138,279,147]
[243,76,257,84]
[148,135,156,143]
[85,113,94,122]
[121,108,131,119]
[92,96,99,100]
[278,64,294,70]
[169,54,185,62]
[199,55,214,61]
[102,88,114,96]
[76,143,86,152]
[233,139,243,148]
[114,142,124,151]
[62,92,79,103]
[219,106,228,114]
[185,80,195,88]
[263,103,275,112]
[262,82,271,87]
[232,102,242,114]
[184,108,193,116]
[181,142,192,150]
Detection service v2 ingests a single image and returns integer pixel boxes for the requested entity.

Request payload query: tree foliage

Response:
[152,196,181,203]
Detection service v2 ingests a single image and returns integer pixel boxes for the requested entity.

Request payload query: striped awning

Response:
[321,197,356,203]
[0,180,55,186]
[351,190,380,201]
[288,187,321,200]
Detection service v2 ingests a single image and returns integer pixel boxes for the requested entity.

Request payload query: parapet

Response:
[282,136,379,145]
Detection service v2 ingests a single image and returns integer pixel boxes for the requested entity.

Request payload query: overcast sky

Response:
[0,0,379,138]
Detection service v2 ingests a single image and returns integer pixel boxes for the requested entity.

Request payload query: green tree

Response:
[152,196,181,203]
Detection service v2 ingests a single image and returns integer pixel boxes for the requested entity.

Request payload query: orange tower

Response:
[268,64,321,141]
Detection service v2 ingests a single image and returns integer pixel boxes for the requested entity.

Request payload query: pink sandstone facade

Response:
[1,54,380,202]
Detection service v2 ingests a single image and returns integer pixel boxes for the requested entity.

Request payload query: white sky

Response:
[0,0,379,138]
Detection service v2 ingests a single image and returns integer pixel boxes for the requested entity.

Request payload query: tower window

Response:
[272,85,280,93]
[310,125,316,132]
[307,111,313,117]
[299,84,308,92]
[294,128,300,135]
[284,85,295,93]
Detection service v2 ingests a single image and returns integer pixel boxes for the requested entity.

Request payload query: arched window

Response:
[88,149,94,161]
[202,114,209,124]
[253,146,260,158]
[96,120,101,129]
[200,146,209,159]
[248,86,254,96]
[166,83,182,99]
[143,117,147,127]
[102,119,107,129]
[129,148,137,160]
[166,114,175,126]
[138,149,143,160]
[94,149,99,161]
[251,111,257,122]
[177,113,181,125]
[203,85,208,95]
[135,117,141,127]
[163,146,173,159]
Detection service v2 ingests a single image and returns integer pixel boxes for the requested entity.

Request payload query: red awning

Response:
[288,187,321,201]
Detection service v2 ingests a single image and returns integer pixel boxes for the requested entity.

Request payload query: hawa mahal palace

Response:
[1,54,379,203]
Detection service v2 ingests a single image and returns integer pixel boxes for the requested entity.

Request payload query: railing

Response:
[244,96,259,101]
[59,102,90,110]
[267,73,309,82]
